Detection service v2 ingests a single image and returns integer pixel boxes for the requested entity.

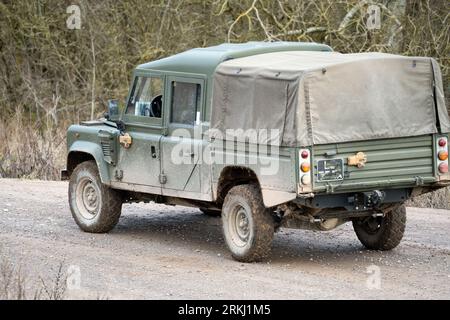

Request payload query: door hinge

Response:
[159,174,167,185]
[115,169,123,181]
[414,176,424,186]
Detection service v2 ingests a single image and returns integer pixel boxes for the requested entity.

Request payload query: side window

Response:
[126,76,163,118]
[170,82,201,126]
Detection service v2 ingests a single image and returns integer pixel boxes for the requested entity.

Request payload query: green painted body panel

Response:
[160,134,203,193]
[67,124,119,183]
[210,143,297,193]
[116,130,161,187]
[136,42,332,76]
[310,135,440,193]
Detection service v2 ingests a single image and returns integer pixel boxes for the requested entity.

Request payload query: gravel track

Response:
[0,179,449,299]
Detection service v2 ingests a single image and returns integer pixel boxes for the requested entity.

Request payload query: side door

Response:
[115,73,164,190]
[160,76,205,196]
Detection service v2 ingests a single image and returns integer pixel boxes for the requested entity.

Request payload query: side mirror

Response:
[106,99,119,119]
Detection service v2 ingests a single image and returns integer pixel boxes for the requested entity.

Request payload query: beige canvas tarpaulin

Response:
[210,51,449,146]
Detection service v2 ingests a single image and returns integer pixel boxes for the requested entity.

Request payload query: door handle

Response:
[151,146,157,159]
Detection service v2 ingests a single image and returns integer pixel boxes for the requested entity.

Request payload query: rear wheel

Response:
[69,161,123,233]
[352,204,406,250]
[222,184,274,262]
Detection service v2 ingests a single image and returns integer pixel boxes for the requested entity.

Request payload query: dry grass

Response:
[0,110,66,180]
[0,249,67,300]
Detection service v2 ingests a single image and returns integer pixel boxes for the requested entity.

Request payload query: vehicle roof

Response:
[136,41,333,76]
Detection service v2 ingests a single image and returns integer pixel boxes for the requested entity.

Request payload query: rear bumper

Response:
[312,176,437,193]
[296,188,410,210]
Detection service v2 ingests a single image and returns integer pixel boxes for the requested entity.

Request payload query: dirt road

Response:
[0,179,449,299]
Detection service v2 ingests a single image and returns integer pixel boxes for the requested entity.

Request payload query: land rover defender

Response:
[63,42,450,262]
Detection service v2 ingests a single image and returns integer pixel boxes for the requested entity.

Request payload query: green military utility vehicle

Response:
[63,42,450,262]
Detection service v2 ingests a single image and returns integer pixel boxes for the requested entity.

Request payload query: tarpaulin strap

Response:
[304,77,314,145]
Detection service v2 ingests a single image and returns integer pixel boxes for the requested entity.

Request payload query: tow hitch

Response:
[348,190,385,211]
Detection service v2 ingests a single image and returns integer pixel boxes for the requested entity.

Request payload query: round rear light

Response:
[438,151,448,161]
[301,175,311,185]
[301,162,310,173]
[301,151,309,159]
[439,138,447,147]
[439,162,448,173]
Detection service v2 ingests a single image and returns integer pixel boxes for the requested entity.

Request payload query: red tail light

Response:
[437,137,449,177]
[439,163,448,173]
[299,149,311,187]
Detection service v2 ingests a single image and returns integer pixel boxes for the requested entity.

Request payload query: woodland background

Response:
[0,0,448,205]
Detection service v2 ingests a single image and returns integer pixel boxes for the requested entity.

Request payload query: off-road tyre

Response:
[69,160,122,233]
[352,204,406,251]
[222,184,274,262]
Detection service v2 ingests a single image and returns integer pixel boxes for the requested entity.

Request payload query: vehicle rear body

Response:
[295,134,450,211]
[311,135,443,193]
[207,48,450,210]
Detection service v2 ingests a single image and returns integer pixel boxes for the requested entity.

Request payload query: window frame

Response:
[122,70,165,128]
[166,75,205,134]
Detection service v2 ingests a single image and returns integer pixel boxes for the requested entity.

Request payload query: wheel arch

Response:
[215,165,297,208]
[67,141,110,183]
[215,166,260,207]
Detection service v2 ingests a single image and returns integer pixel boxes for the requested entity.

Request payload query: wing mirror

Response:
[106,99,119,120]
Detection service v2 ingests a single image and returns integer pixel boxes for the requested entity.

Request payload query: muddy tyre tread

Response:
[69,160,122,233]
[222,184,274,262]
[353,204,406,251]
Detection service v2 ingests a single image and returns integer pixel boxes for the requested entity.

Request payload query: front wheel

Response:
[352,204,406,251]
[69,161,123,233]
[222,184,274,262]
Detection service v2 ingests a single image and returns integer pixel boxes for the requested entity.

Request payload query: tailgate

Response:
[312,135,436,193]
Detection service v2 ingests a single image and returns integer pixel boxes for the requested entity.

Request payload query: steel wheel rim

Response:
[75,177,100,220]
[228,204,251,247]
[360,216,383,235]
